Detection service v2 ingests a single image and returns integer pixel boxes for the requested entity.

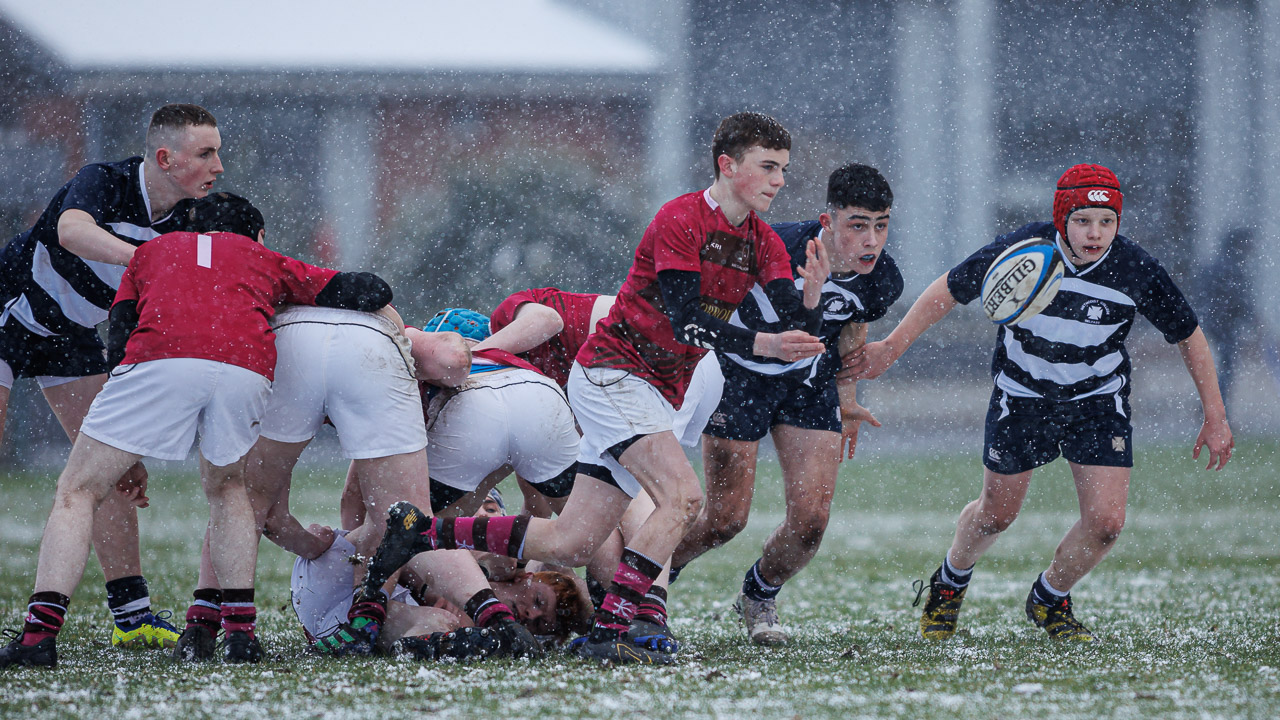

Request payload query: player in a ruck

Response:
[0,193,394,668]
[671,163,902,645]
[847,163,1233,641]
[0,104,224,649]
[357,112,828,664]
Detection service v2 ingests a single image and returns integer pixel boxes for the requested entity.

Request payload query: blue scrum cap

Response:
[423,308,491,341]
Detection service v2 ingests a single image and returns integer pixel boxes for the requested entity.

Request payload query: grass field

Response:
[0,439,1277,719]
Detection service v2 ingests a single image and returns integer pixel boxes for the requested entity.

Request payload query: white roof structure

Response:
[0,0,659,74]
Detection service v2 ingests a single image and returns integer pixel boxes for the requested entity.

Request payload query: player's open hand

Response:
[796,237,831,310]
[1193,417,1233,470]
[840,402,881,461]
[115,462,149,508]
[838,339,898,381]
[756,329,824,362]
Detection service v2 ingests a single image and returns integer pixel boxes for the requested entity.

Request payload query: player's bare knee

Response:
[977,510,1017,536]
[708,513,749,546]
[1086,514,1125,545]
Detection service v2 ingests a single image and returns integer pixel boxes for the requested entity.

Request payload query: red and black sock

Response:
[220,588,256,639]
[590,547,662,642]
[463,588,515,628]
[635,585,669,627]
[434,515,531,558]
[21,592,69,646]
[186,587,222,635]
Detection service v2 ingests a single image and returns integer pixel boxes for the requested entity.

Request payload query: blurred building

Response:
[2,0,1278,463]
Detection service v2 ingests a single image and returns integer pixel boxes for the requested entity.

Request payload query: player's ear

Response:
[717,153,736,178]
[255,229,266,245]
[819,212,833,232]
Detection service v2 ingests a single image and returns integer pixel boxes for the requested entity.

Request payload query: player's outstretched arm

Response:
[842,272,958,380]
[57,209,141,266]
[473,303,563,354]
[1177,326,1233,470]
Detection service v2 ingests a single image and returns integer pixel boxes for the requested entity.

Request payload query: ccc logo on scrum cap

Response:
[1087,190,1111,202]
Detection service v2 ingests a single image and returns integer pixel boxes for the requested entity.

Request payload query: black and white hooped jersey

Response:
[0,157,179,337]
[948,221,1199,403]
[721,219,904,386]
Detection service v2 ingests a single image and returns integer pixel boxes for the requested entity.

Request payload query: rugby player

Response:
[671,163,902,645]
[848,164,1233,641]
[358,112,829,665]
[0,104,223,648]
[0,192,396,667]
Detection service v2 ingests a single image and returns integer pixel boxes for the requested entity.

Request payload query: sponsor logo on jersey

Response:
[1081,299,1107,324]
[1087,190,1111,202]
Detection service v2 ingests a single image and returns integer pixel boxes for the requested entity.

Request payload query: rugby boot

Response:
[112,610,180,649]
[1025,590,1097,642]
[392,627,502,663]
[312,589,387,657]
[574,630,675,666]
[734,591,788,646]
[626,618,679,654]
[360,502,435,599]
[171,624,218,662]
[914,567,968,640]
[221,630,263,663]
[0,630,56,669]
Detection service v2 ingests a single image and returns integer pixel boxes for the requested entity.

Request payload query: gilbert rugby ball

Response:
[979,237,1064,325]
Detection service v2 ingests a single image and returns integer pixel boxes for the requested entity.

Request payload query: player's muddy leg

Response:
[521,475,631,567]
[1043,463,1129,591]
[34,435,141,597]
[757,425,840,585]
[45,376,146,583]
[199,454,257,591]
[343,448,432,559]
[671,435,758,568]
[947,467,1034,569]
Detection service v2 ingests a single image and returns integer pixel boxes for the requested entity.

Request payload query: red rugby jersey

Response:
[113,231,338,380]
[576,190,793,407]
[489,287,599,387]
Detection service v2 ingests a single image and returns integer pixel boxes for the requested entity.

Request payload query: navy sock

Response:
[105,575,152,626]
[1031,573,1068,606]
[939,555,973,589]
[741,559,782,602]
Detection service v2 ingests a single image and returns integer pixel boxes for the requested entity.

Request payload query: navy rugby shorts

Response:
[0,320,108,381]
[703,359,841,442]
[983,389,1133,475]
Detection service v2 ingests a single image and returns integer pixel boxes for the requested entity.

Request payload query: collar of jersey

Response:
[1056,231,1113,278]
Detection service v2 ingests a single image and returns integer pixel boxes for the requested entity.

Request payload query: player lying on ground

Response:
[290,516,590,660]
[670,163,902,646]
[0,192,394,668]
[846,163,1234,642]
[0,104,225,649]
[357,112,828,665]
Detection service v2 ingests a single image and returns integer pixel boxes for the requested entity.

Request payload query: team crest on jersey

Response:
[1112,436,1126,452]
[822,294,854,318]
[1080,299,1108,324]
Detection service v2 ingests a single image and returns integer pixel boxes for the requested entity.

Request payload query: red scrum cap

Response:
[1053,164,1123,240]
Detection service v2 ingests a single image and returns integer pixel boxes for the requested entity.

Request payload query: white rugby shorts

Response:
[290,531,415,640]
[600,353,724,497]
[261,305,426,459]
[80,357,270,467]
[426,368,579,493]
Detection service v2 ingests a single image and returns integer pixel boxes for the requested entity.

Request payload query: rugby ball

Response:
[979,237,1064,325]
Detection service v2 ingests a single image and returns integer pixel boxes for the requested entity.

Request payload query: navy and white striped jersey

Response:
[0,157,180,337]
[948,221,1198,403]
[721,220,904,385]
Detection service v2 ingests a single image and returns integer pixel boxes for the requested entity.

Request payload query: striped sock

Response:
[186,588,222,633]
[105,575,152,627]
[22,591,70,645]
[463,588,515,628]
[220,588,256,638]
[590,548,662,641]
